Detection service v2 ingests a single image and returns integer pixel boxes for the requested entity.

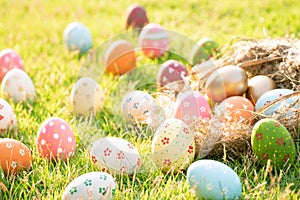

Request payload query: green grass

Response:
[0,0,299,199]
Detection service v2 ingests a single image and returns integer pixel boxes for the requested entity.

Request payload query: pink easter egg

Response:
[139,23,169,58]
[125,4,149,29]
[174,91,211,125]
[0,49,24,81]
[157,60,188,87]
[36,117,76,161]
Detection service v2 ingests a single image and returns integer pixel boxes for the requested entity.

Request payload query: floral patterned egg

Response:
[62,172,116,200]
[36,117,76,161]
[152,118,195,172]
[90,137,141,175]
[174,91,211,125]
[251,118,296,168]
[1,68,35,103]
[0,138,32,175]
[0,98,16,135]
[0,49,24,81]
[125,4,148,29]
[70,77,104,117]
[156,60,188,88]
[139,23,169,58]
[215,96,254,122]
[121,90,158,124]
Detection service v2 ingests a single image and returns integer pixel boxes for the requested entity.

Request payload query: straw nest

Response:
[159,37,300,158]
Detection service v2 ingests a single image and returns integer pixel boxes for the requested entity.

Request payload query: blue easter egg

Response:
[63,22,93,54]
[255,89,298,117]
[187,160,242,200]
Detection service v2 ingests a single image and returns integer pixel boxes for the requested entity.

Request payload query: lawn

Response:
[0,0,299,199]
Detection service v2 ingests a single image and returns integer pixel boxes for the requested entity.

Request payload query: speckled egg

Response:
[215,96,254,122]
[90,137,141,175]
[157,60,188,88]
[1,68,35,103]
[0,138,32,175]
[62,172,116,200]
[105,39,136,75]
[0,49,24,81]
[63,22,93,54]
[205,65,248,103]
[255,89,297,117]
[187,160,242,200]
[70,77,104,117]
[121,90,158,124]
[125,4,148,29]
[0,98,16,135]
[36,117,76,161]
[152,118,195,172]
[139,23,169,58]
[174,91,211,125]
[251,118,296,168]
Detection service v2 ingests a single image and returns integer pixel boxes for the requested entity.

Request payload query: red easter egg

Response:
[174,91,211,125]
[0,49,24,81]
[157,60,188,87]
[139,23,169,58]
[215,96,254,122]
[36,117,76,161]
[125,4,148,29]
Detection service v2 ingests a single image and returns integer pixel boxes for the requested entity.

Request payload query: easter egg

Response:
[70,77,104,117]
[36,117,76,161]
[191,59,217,80]
[0,49,24,81]
[205,65,248,103]
[63,22,92,54]
[90,137,141,175]
[125,4,148,29]
[0,138,32,175]
[215,96,254,122]
[246,75,276,104]
[189,41,210,65]
[1,68,35,103]
[139,23,169,58]
[198,38,219,58]
[62,172,116,200]
[152,118,195,172]
[0,98,16,135]
[174,91,211,125]
[251,118,296,168]
[157,60,188,88]
[187,160,242,200]
[255,89,297,117]
[105,39,136,75]
[121,90,158,124]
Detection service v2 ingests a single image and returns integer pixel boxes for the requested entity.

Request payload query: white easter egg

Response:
[0,98,16,135]
[152,118,195,172]
[1,68,35,103]
[90,137,141,175]
[70,77,104,117]
[62,172,116,200]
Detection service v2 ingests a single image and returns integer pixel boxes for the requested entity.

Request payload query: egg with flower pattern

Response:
[62,172,116,200]
[90,137,141,175]
[0,98,16,135]
[152,118,195,172]
[0,138,32,175]
[36,117,76,161]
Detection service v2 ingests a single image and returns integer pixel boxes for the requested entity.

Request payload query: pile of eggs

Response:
[0,3,298,200]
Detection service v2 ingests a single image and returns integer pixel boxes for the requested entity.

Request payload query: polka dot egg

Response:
[70,77,104,117]
[62,172,116,200]
[0,49,24,81]
[1,68,35,103]
[152,118,195,172]
[36,117,76,161]
[0,98,16,135]
[215,96,254,123]
[139,23,169,58]
[0,138,32,175]
[90,137,141,175]
[63,22,93,54]
[187,160,242,200]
